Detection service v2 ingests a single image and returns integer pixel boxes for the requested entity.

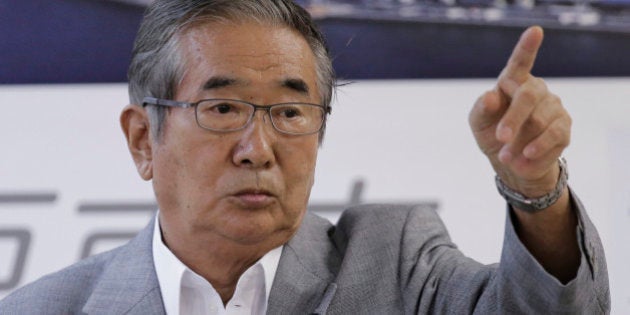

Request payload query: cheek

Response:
[283,141,318,197]
[152,136,215,204]
[151,148,183,210]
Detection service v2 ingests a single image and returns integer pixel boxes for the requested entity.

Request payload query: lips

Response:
[231,189,276,208]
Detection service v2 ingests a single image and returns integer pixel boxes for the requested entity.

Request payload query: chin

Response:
[218,217,297,246]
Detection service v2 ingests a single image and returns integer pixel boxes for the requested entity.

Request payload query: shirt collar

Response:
[152,213,283,314]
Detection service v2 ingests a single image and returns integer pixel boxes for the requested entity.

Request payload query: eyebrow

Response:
[202,76,238,90]
[282,78,310,95]
[201,75,310,96]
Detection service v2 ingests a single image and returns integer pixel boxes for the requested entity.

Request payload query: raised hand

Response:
[469,26,571,198]
[468,27,580,282]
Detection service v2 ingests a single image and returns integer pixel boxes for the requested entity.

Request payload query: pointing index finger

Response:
[499,26,544,90]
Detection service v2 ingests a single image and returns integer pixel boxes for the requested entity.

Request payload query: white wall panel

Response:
[1,79,628,312]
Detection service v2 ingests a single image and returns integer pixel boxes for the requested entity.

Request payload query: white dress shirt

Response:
[152,215,283,315]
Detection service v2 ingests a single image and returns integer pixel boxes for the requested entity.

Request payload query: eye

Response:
[282,108,300,118]
[275,105,304,119]
[212,103,234,114]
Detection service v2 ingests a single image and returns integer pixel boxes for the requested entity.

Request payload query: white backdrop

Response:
[0,78,628,313]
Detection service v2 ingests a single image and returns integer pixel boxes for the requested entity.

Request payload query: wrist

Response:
[496,157,569,212]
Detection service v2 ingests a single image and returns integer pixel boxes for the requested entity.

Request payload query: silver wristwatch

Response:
[495,157,568,212]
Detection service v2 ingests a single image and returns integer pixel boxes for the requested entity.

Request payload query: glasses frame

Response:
[142,97,331,135]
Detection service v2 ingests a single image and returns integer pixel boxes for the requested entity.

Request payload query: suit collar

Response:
[83,216,165,315]
[81,213,340,314]
[267,213,340,314]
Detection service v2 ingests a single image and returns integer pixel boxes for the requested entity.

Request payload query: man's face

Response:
[152,21,321,246]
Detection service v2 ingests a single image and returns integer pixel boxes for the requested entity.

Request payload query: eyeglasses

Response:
[142,97,331,135]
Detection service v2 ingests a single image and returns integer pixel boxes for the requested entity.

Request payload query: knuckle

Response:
[527,112,546,131]
[550,93,562,105]
[469,95,487,123]
[501,116,516,130]
[561,118,572,146]
[534,77,548,92]
[549,120,570,147]
[548,124,563,141]
[565,114,573,128]
[512,53,529,69]
[517,88,538,106]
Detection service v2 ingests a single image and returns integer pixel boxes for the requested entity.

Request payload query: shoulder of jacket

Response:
[0,245,123,312]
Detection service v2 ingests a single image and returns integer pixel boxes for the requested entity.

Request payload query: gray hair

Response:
[127,0,335,141]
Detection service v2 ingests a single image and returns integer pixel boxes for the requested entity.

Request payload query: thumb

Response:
[469,90,506,134]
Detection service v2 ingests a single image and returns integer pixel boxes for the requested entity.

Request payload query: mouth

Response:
[231,189,276,208]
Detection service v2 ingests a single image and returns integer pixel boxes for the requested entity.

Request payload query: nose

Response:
[232,110,276,169]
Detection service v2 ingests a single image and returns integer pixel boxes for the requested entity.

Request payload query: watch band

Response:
[495,157,568,212]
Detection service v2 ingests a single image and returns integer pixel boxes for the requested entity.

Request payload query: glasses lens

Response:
[270,104,325,134]
[196,100,253,131]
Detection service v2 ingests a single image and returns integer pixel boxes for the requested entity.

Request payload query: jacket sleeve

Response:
[400,187,610,314]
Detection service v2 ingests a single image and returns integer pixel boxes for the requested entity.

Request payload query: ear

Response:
[120,105,154,181]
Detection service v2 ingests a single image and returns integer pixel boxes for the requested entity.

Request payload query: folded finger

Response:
[498,94,560,163]
[469,90,507,133]
[496,77,547,143]
[523,115,571,160]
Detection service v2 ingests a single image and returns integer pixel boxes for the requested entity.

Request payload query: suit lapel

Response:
[81,213,339,314]
[267,213,341,314]
[82,217,165,315]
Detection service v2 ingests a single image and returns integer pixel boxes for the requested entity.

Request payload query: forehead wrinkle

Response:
[178,22,318,101]
[230,54,312,96]
[228,48,287,65]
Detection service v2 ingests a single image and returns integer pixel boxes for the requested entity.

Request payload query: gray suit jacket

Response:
[0,196,610,314]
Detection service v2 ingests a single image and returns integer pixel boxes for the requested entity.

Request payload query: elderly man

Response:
[0,0,609,314]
